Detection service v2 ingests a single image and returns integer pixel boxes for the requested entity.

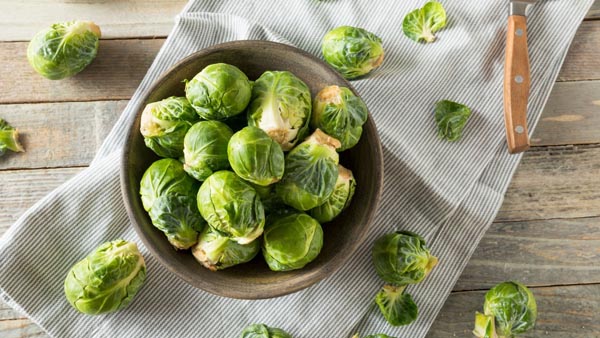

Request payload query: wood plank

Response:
[429,284,600,338]
[531,81,600,146]
[0,39,164,104]
[454,217,600,291]
[1,20,600,104]
[497,144,600,222]
[588,0,600,19]
[558,21,600,81]
[0,318,46,338]
[0,101,125,170]
[0,0,185,42]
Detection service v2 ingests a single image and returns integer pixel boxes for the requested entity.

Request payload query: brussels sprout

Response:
[248,71,312,151]
[228,126,285,186]
[139,158,199,212]
[434,100,472,142]
[250,183,284,215]
[27,21,101,80]
[375,285,418,326]
[473,312,497,338]
[372,231,438,285]
[64,240,146,315]
[247,71,312,151]
[241,323,292,338]
[148,193,205,250]
[480,281,537,337]
[192,226,260,271]
[140,96,200,158]
[197,171,265,244]
[276,129,340,211]
[322,26,384,79]
[403,2,447,43]
[0,119,24,157]
[309,164,355,223]
[185,63,252,120]
[262,212,323,271]
[183,121,233,181]
[311,85,368,151]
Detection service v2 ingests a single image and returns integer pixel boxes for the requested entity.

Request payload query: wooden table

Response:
[1,1,598,337]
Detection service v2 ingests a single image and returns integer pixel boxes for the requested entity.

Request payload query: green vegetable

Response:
[197,171,265,244]
[241,323,292,338]
[228,126,285,186]
[276,129,340,211]
[402,2,447,43]
[262,212,323,271]
[0,119,24,157]
[192,226,260,271]
[250,183,283,215]
[473,312,497,338]
[27,20,101,80]
[311,85,368,151]
[477,281,537,338]
[139,158,199,212]
[247,71,312,151]
[64,240,146,315]
[309,164,356,223]
[322,26,384,79]
[185,63,252,120]
[148,193,205,250]
[372,231,438,285]
[375,285,418,326]
[183,121,233,181]
[434,100,472,142]
[140,96,200,158]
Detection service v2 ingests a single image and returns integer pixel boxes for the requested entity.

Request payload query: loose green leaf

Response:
[483,281,537,337]
[372,231,438,285]
[64,240,146,315]
[434,100,472,142]
[27,21,101,80]
[375,285,418,326]
[241,323,292,338]
[322,26,384,79]
[0,119,24,156]
[403,2,447,43]
[473,312,498,338]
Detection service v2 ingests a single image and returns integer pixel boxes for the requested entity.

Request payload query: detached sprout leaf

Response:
[185,63,252,120]
[192,226,260,271]
[140,96,200,158]
[247,71,312,151]
[375,285,418,326]
[241,323,292,338]
[64,240,146,315]
[403,2,447,43]
[183,121,233,181]
[434,100,472,142]
[473,312,498,338]
[372,231,438,285]
[483,281,537,337]
[322,26,384,79]
[27,21,101,80]
[262,212,324,271]
[197,171,265,244]
[0,119,24,157]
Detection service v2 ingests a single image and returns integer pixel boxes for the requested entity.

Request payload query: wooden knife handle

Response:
[504,15,531,154]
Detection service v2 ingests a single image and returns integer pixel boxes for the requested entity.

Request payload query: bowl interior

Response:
[121,41,383,299]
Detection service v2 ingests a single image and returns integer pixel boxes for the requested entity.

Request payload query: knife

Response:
[504,0,537,154]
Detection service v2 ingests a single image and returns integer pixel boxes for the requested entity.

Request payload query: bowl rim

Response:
[120,40,384,299]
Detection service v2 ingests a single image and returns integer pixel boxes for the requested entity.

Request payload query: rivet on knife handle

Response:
[504,14,531,154]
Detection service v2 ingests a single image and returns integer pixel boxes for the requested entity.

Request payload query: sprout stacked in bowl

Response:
[139,63,368,272]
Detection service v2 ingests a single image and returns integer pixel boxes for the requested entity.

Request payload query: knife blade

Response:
[503,0,537,154]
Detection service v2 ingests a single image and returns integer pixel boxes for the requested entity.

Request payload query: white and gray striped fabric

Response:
[0,1,593,337]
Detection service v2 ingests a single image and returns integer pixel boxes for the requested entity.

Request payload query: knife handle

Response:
[504,15,531,154]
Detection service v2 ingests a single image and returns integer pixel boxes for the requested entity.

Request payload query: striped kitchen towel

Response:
[0,1,594,337]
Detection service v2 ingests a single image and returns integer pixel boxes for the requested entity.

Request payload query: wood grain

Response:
[504,15,531,154]
[497,145,600,222]
[428,284,600,338]
[588,0,600,19]
[1,20,599,104]
[0,0,186,42]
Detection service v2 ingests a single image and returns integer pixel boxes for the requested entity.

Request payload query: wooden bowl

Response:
[120,41,383,299]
